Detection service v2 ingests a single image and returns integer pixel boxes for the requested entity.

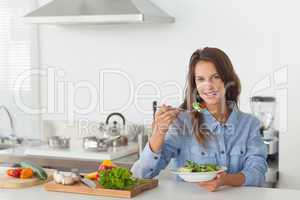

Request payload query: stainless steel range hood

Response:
[23,0,175,24]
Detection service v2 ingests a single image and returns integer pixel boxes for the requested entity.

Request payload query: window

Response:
[0,0,40,139]
[0,0,35,91]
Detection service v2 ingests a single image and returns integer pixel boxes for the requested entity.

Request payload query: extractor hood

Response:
[23,0,175,24]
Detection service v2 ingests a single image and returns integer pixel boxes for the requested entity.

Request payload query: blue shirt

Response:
[131,105,268,186]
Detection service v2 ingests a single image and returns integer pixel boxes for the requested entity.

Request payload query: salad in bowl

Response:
[172,160,227,182]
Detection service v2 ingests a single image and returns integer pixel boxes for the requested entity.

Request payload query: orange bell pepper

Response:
[20,168,33,179]
[101,160,113,167]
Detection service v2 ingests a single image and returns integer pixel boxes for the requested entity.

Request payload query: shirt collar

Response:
[202,102,239,135]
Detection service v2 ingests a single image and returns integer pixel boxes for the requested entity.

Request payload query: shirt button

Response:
[201,152,205,156]
[221,150,225,154]
[154,156,158,160]
[150,169,153,172]
[240,151,244,154]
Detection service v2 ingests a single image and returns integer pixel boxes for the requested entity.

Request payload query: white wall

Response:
[37,0,300,188]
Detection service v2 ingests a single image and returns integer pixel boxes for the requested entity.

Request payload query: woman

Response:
[131,47,267,192]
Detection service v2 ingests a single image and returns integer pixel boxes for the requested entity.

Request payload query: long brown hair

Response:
[181,47,241,144]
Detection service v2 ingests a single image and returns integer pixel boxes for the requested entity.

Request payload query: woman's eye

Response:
[213,75,220,80]
[196,78,204,82]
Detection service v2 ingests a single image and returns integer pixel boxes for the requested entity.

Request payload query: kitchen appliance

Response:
[48,136,70,149]
[82,135,121,152]
[112,135,128,147]
[23,0,174,24]
[250,96,279,188]
[82,136,108,152]
[105,112,128,147]
[105,112,125,136]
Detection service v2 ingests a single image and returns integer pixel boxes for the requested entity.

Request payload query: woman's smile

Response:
[202,90,218,98]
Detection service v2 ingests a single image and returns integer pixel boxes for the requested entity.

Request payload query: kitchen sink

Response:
[0,144,13,150]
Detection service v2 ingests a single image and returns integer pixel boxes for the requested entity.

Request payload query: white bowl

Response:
[171,166,227,182]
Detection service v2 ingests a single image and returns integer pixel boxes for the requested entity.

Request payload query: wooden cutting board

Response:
[44,179,158,198]
[0,167,54,189]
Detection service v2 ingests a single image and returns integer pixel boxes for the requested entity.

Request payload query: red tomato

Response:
[98,165,107,171]
[13,168,22,178]
[7,168,22,178]
[96,171,99,181]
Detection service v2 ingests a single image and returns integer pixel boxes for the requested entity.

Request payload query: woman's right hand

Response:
[149,105,181,153]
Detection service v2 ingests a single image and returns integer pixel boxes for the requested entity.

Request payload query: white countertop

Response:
[0,171,299,200]
[24,143,138,161]
[0,143,139,162]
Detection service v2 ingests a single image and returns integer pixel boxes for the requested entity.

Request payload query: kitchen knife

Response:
[80,175,97,189]
[71,168,97,189]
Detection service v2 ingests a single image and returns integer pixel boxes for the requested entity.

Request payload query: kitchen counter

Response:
[24,143,139,161]
[0,143,139,161]
[0,170,299,200]
[0,146,138,172]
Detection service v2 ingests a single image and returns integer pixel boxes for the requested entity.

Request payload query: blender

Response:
[250,96,277,138]
[250,96,279,187]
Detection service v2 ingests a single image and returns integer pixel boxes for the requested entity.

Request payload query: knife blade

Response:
[71,168,97,189]
[80,176,97,189]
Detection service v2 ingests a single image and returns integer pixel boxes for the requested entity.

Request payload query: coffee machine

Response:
[250,96,279,188]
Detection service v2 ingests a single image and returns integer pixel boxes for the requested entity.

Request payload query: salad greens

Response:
[98,167,138,190]
[192,102,206,112]
[179,160,221,172]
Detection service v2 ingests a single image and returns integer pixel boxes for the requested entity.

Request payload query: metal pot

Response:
[82,136,108,152]
[48,136,70,149]
[82,135,122,152]
[111,136,128,147]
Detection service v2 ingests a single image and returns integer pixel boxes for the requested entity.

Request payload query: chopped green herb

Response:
[98,167,137,190]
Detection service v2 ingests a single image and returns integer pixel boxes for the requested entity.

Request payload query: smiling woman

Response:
[131,47,268,192]
[183,47,241,144]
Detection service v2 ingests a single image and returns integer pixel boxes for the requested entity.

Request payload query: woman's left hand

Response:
[197,172,227,192]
